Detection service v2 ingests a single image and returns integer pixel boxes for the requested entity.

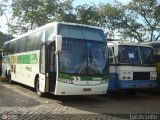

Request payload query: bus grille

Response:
[133,72,150,80]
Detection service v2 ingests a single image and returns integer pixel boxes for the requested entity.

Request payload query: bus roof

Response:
[107,41,152,48]
[4,22,103,45]
[142,41,160,45]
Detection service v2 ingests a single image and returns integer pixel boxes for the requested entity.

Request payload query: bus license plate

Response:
[83,88,91,92]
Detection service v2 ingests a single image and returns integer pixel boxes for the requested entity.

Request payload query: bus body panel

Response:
[54,81,107,95]
[115,65,156,72]
[39,73,46,92]
[108,73,118,90]
[2,50,40,88]
[118,80,157,89]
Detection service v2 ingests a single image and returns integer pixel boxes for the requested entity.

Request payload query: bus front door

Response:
[46,43,56,93]
[39,44,47,93]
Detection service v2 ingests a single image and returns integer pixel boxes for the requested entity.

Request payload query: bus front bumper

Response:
[54,81,108,95]
[118,80,157,89]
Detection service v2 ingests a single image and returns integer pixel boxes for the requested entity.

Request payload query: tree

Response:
[99,0,160,41]
[0,0,9,29]
[10,0,57,34]
[75,4,100,26]
[9,0,76,35]
[0,32,13,48]
[127,0,160,41]
[97,3,126,38]
[54,0,77,22]
[0,0,8,16]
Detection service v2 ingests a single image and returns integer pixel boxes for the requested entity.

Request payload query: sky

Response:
[0,0,131,34]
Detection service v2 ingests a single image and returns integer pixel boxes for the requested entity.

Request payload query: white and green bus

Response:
[2,22,108,96]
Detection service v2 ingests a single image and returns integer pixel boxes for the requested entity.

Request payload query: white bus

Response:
[2,22,108,96]
[108,41,157,91]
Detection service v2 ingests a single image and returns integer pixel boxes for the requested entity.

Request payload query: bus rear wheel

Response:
[7,71,12,84]
[35,79,43,97]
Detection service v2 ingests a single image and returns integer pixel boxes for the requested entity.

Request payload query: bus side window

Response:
[153,47,160,62]
[40,45,45,74]
[108,47,114,63]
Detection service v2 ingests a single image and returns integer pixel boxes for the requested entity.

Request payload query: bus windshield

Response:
[118,45,153,64]
[118,45,140,64]
[58,24,105,41]
[139,46,153,64]
[59,38,107,76]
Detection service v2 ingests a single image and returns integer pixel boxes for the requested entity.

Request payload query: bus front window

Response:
[59,38,107,76]
[58,24,107,76]
[139,47,153,64]
[59,39,87,74]
[87,42,107,75]
[118,45,140,64]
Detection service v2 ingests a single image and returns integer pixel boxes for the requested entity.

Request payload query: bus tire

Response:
[7,71,12,84]
[35,78,43,97]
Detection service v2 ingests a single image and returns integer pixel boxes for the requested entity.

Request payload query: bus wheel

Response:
[35,79,43,97]
[7,71,12,84]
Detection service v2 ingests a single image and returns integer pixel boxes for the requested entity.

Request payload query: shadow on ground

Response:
[0,85,40,107]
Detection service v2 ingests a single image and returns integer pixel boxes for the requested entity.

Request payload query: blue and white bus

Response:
[2,22,109,96]
[108,41,157,91]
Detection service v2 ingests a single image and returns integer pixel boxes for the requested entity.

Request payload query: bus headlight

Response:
[150,72,157,80]
[121,71,133,80]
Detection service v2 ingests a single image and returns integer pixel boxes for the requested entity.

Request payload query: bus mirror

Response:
[55,35,62,53]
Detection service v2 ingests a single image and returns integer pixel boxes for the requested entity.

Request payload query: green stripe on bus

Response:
[59,72,74,80]
[24,54,30,64]
[17,55,23,64]
[16,53,38,64]
[59,72,109,81]
[80,76,108,81]
[30,53,38,64]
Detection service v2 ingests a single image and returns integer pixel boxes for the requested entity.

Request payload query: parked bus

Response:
[107,41,157,91]
[144,41,160,90]
[2,22,108,96]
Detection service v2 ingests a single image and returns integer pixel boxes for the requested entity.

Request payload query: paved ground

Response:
[0,78,160,120]
[0,86,40,107]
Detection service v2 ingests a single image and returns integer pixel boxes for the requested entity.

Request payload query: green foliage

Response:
[10,0,55,34]
[0,0,7,16]
[9,0,76,34]
[98,0,160,41]
[75,4,100,26]
[0,32,13,48]
[126,0,160,41]
[54,0,76,22]
[4,0,160,42]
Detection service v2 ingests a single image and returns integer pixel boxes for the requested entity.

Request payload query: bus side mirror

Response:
[54,35,62,53]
